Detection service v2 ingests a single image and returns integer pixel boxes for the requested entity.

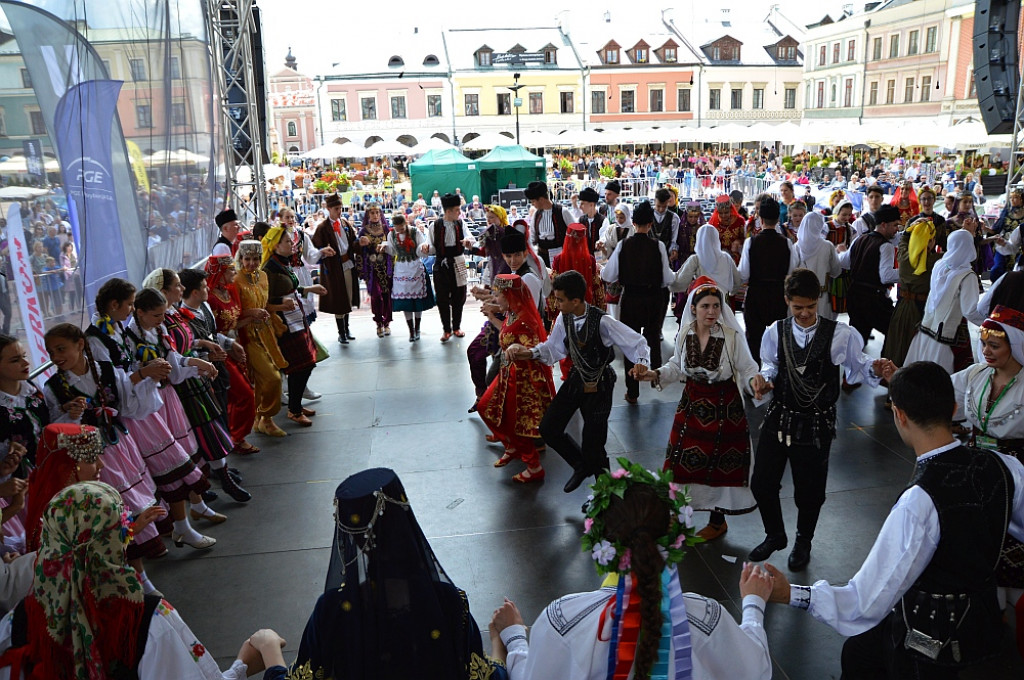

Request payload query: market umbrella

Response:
[463,132,517,151]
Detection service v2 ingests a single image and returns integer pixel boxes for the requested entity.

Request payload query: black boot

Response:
[407,319,416,342]
[414,317,421,340]
[215,466,252,503]
[344,315,355,340]
[336,317,348,345]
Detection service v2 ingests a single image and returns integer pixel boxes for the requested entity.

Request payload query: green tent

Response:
[477,145,546,203]
[409,148,481,202]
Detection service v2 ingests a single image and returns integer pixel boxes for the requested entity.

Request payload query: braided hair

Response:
[43,323,108,411]
[132,287,171,354]
[94,278,135,316]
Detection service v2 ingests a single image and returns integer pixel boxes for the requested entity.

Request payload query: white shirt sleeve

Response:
[759,322,780,382]
[533,314,569,365]
[827,246,842,278]
[600,315,650,365]
[301,232,323,264]
[738,237,753,283]
[670,255,699,293]
[113,366,163,420]
[139,602,247,680]
[87,335,112,363]
[995,225,1021,256]
[522,273,543,309]
[878,241,899,285]
[659,242,675,287]
[787,239,800,274]
[695,595,773,680]
[838,244,852,270]
[657,333,686,384]
[959,275,986,326]
[601,242,622,283]
[43,383,76,423]
[831,323,881,387]
[166,349,200,384]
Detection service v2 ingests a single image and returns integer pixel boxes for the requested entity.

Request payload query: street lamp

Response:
[508,72,524,144]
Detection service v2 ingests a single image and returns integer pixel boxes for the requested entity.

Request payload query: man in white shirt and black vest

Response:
[211,209,240,258]
[526,181,574,267]
[601,200,674,405]
[765,361,1024,680]
[420,193,476,342]
[843,203,900,348]
[576,187,604,255]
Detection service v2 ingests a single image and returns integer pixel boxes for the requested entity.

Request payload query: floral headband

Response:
[582,457,700,576]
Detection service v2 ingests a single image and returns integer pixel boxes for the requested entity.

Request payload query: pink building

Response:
[268,50,318,157]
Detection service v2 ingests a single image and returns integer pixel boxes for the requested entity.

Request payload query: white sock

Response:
[191,500,211,515]
[404,311,414,321]
[209,458,226,470]
[172,518,203,542]
[139,571,158,594]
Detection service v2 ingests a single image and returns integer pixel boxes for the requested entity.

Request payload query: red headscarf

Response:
[204,255,235,290]
[494,274,547,342]
[555,224,596,303]
[708,195,742,230]
[892,184,919,223]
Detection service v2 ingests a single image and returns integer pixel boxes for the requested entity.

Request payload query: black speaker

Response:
[973,0,1021,135]
[251,5,270,164]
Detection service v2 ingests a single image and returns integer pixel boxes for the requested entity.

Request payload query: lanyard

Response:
[976,372,1016,434]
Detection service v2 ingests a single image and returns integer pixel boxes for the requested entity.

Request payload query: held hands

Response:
[306,284,328,296]
[461,237,475,248]
[836,244,848,254]
[490,597,525,635]
[763,563,792,604]
[630,364,654,381]
[738,562,775,601]
[228,343,246,364]
[207,344,228,362]
[358,236,371,247]
[504,343,533,363]
[237,629,287,675]
[133,505,168,534]
[281,298,297,312]
[419,243,431,255]
[872,359,898,382]
[143,359,173,382]
[194,359,218,380]
[0,477,27,500]
[751,374,773,400]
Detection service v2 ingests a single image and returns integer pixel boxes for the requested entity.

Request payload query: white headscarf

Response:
[694,223,735,287]
[678,277,744,335]
[925,229,976,315]
[613,203,632,229]
[796,212,830,263]
[141,268,167,291]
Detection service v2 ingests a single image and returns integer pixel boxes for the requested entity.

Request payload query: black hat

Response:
[499,229,527,254]
[324,194,343,208]
[524,181,549,200]
[215,209,238,228]
[440,193,461,209]
[579,187,600,203]
[604,179,621,195]
[758,196,780,222]
[631,200,654,226]
[875,204,901,224]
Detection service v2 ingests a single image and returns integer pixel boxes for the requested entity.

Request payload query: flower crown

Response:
[581,457,701,576]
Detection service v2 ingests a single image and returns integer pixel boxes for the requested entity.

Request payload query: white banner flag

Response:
[6,203,50,371]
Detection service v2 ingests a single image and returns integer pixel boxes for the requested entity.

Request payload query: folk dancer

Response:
[310,194,355,345]
[420,193,476,342]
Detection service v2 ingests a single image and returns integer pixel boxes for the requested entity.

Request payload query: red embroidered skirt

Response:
[664,378,750,488]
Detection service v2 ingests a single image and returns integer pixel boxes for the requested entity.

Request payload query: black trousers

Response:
[847,287,894,347]
[286,367,314,416]
[750,420,832,541]
[0,287,10,335]
[539,369,615,476]
[619,291,664,399]
[433,262,466,333]
[840,613,961,680]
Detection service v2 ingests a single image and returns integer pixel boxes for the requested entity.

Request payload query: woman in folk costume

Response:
[635,276,760,540]
[599,205,634,319]
[992,187,1024,280]
[0,335,48,468]
[124,287,218,550]
[288,468,507,680]
[951,304,1024,641]
[891,181,919,227]
[491,459,774,680]
[948,191,992,275]
[142,269,250,504]
[380,213,434,342]
[545,223,606,322]
[0,480,289,680]
[671,203,710,321]
[794,213,841,320]
[41,327,168,592]
[825,200,856,316]
[672,224,742,310]
[234,240,289,437]
[357,201,394,337]
[477,274,555,484]
[203,256,258,453]
[279,207,324,326]
[467,206,513,398]
[904,229,986,372]
[708,194,745,264]
[881,216,941,367]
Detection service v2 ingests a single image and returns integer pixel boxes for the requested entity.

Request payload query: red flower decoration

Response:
[192,643,206,658]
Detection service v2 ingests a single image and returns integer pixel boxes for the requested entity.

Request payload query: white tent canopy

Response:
[0,186,50,199]
[409,136,455,155]
[299,141,369,159]
[365,139,412,156]
[463,132,517,151]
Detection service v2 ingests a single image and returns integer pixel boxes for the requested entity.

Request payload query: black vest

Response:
[86,324,133,372]
[431,219,465,260]
[562,305,615,372]
[849,230,888,290]
[580,213,605,254]
[895,445,1013,667]
[650,210,677,252]
[535,207,569,251]
[765,317,841,446]
[45,361,126,445]
[748,229,791,285]
[183,304,230,396]
[618,234,663,292]
[0,383,48,467]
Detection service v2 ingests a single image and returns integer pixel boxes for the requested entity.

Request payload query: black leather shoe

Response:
[748,534,788,562]
[216,466,252,503]
[563,466,590,493]
[228,467,242,482]
[201,490,218,503]
[788,539,812,571]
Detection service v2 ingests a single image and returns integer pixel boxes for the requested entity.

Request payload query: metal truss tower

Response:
[204,0,267,221]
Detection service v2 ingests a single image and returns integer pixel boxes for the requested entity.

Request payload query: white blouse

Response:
[952,364,1024,439]
[657,324,759,393]
[42,362,162,424]
[124,319,199,385]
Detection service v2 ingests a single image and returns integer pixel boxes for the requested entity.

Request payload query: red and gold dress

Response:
[207,281,257,445]
[478,276,555,469]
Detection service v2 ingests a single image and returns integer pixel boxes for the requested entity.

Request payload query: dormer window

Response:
[388,56,404,68]
[785,46,796,60]
[635,48,647,63]
[664,47,677,62]
[544,49,556,64]
[423,54,440,66]
[606,48,619,64]
[476,47,493,67]
[712,47,720,60]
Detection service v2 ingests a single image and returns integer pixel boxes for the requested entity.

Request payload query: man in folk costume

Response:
[311,194,358,344]
[842,204,901,349]
[546,224,605,380]
[851,184,885,243]
[420,192,476,342]
[891,180,920,228]
[882,216,941,369]
[576,187,605,255]
[211,208,240,258]
[767,361,1024,680]
[526,181,575,267]
[506,271,650,493]
[601,200,674,405]
[709,193,744,264]
[651,187,683,268]
[601,178,621,217]
[739,196,799,364]
[749,268,895,571]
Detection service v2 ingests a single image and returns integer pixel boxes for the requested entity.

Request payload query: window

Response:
[709,88,721,110]
[847,40,856,61]
[361,97,377,120]
[831,83,837,104]
[427,94,442,117]
[529,92,543,114]
[287,121,297,137]
[478,51,492,67]
[30,110,45,135]
[677,88,691,112]
[331,99,346,122]
[872,37,882,61]
[752,88,764,109]
[818,45,826,66]
[497,92,511,115]
[134,104,152,129]
[605,48,619,64]
[713,47,720,61]
[816,82,824,108]
[392,95,407,118]
[664,48,677,62]
[921,75,932,101]
[544,49,557,65]
[886,79,895,104]
[844,78,853,107]
[388,56,405,68]
[620,90,635,113]
[784,45,797,61]
[591,90,606,114]
[102,60,111,76]
[0,108,6,137]
[730,88,742,109]
[20,68,30,89]
[925,26,937,53]
[904,77,914,103]
[889,34,899,59]
[560,91,574,114]
[635,49,647,63]
[649,89,663,112]
[463,94,478,116]
[784,88,796,109]
[832,43,840,64]
[129,58,147,82]
[968,72,976,97]
[171,102,187,126]
[869,81,879,105]
[169,56,181,79]
[908,30,919,56]
[422,55,440,66]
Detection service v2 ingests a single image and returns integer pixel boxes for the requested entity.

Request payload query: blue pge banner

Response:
[52,80,129,301]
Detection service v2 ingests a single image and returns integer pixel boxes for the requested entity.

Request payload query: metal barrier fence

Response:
[548,174,778,203]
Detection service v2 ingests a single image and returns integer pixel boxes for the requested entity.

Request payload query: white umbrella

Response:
[365,139,413,156]
[520,129,562,148]
[0,157,59,174]
[463,132,517,151]
[409,136,455,155]
[263,164,289,180]
[946,121,1012,148]
[300,141,368,159]
[171,149,210,165]
[0,186,49,199]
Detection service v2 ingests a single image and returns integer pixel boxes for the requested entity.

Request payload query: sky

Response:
[256,0,854,77]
